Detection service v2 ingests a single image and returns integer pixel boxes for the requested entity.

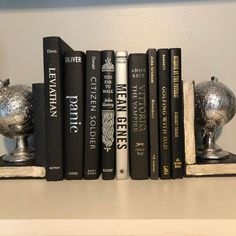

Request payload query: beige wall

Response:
[0,1,236,155]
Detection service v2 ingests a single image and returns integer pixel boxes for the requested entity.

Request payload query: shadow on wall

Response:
[0,0,231,9]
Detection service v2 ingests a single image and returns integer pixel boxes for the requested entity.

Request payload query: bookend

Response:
[0,156,45,179]
[185,153,236,177]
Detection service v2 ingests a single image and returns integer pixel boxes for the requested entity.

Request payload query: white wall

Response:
[0,0,236,155]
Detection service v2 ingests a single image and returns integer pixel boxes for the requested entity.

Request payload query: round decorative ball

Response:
[0,79,33,138]
[195,77,236,131]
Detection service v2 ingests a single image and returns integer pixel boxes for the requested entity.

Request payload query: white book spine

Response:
[115,51,129,179]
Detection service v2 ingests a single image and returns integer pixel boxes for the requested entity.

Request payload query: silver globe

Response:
[0,79,34,163]
[195,77,236,160]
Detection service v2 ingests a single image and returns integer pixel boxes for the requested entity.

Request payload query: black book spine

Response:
[84,51,101,179]
[158,49,171,179]
[147,49,159,179]
[101,50,116,180]
[64,51,85,180]
[43,36,72,181]
[32,83,46,167]
[170,48,184,179]
[128,53,149,180]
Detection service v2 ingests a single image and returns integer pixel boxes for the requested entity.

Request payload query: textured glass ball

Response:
[0,79,33,138]
[195,78,236,130]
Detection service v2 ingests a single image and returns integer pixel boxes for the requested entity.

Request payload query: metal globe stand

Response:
[2,135,35,163]
[195,76,236,161]
[197,130,229,160]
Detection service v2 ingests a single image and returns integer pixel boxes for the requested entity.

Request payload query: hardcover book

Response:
[43,36,73,181]
[158,49,171,179]
[128,53,149,180]
[64,51,85,180]
[32,83,46,167]
[101,50,116,180]
[147,49,159,179]
[170,48,184,179]
[115,51,129,180]
[84,50,101,180]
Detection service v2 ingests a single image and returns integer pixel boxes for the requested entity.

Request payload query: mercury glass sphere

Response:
[0,79,33,139]
[195,77,236,131]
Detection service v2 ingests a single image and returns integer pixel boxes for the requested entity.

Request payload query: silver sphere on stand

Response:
[0,79,35,163]
[195,76,236,160]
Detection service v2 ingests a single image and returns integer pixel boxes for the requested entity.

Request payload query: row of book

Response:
[33,36,185,181]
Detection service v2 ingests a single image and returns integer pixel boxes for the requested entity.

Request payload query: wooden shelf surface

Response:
[1,177,236,219]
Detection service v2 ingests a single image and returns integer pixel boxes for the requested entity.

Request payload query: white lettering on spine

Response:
[48,68,57,118]
[66,96,79,134]
[65,56,82,63]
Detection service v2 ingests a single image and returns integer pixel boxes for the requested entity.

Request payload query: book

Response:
[183,81,196,165]
[158,49,171,179]
[147,49,159,179]
[43,36,73,181]
[64,51,85,180]
[84,51,102,180]
[115,51,129,180]
[128,53,149,180]
[101,50,116,180]
[170,48,184,179]
[32,83,46,167]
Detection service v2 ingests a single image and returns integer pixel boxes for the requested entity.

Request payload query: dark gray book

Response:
[158,49,171,179]
[147,49,159,179]
[170,48,184,179]
[84,51,101,180]
[101,50,116,180]
[32,83,46,167]
[64,51,85,180]
[128,53,149,180]
[43,36,73,181]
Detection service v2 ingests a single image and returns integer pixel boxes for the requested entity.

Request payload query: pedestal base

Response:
[196,148,230,160]
[186,153,236,177]
[0,156,45,179]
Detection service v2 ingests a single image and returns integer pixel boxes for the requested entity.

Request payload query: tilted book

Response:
[101,50,116,180]
[84,51,101,180]
[170,48,184,179]
[158,49,171,179]
[115,51,129,180]
[147,49,159,179]
[128,53,149,180]
[43,36,73,181]
[64,51,85,180]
